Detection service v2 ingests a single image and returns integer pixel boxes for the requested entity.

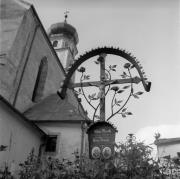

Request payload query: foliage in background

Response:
[18,148,92,179]
[114,134,156,178]
[2,137,180,178]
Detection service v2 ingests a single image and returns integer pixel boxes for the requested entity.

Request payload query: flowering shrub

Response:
[18,149,92,179]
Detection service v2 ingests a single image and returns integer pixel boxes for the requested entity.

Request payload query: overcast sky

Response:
[26,0,180,145]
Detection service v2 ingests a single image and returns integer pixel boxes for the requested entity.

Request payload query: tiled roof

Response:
[24,93,86,122]
[154,137,180,146]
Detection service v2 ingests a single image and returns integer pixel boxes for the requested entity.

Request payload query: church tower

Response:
[48,13,79,74]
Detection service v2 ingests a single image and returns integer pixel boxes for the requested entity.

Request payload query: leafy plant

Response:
[19,148,39,179]
[114,135,157,178]
[17,148,95,179]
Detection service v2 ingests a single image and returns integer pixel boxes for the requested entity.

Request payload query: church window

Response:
[32,57,48,102]
[45,135,57,152]
[52,40,58,47]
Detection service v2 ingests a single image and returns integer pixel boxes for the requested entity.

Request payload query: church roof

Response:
[24,93,86,122]
[154,137,180,146]
[47,22,79,44]
[0,0,30,54]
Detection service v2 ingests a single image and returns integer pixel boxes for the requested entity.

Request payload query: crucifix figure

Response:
[98,53,107,121]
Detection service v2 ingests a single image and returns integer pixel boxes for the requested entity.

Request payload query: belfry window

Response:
[62,41,68,48]
[32,57,48,102]
[52,40,58,47]
[64,41,68,48]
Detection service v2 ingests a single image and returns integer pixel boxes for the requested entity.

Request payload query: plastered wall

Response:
[0,100,43,171]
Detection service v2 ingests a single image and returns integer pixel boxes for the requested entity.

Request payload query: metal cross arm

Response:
[68,76,143,89]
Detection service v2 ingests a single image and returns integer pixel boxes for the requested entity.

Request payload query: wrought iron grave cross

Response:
[68,53,142,121]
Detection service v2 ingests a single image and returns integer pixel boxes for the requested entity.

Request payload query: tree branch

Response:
[107,68,133,121]
[105,69,111,97]
[111,91,116,115]
[80,73,96,110]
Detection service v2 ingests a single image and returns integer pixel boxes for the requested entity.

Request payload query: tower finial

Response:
[64,11,69,23]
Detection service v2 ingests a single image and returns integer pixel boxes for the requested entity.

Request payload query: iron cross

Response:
[68,54,142,121]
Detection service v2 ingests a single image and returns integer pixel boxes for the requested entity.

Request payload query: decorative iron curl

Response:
[57,47,151,99]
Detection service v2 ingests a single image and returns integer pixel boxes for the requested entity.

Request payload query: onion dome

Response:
[47,22,79,45]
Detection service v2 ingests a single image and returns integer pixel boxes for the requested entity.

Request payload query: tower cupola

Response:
[48,22,79,45]
[48,14,79,71]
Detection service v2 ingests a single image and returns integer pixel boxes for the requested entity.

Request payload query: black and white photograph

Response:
[0,0,180,178]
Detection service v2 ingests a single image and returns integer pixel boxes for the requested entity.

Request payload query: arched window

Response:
[32,57,48,102]
[52,40,58,47]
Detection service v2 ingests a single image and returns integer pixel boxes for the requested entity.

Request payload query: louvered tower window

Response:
[52,40,58,47]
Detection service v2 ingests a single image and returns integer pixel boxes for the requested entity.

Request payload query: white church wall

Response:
[0,99,43,174]
[37,122,83,161]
